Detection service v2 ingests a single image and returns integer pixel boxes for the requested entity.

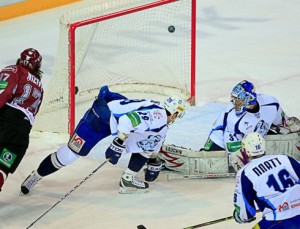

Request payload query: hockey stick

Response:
[183,209,260,228]
[167,172,236,181]
[182,214,234,228]
[26,158,110,229]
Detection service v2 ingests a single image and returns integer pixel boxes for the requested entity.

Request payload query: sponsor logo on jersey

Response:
[126,111,141,127]
[0,81,8,89]
[0,148,17,168]
[278,202,289,212]
[244,121,253,130]
[291,201,300,209]
[68,134,85,153]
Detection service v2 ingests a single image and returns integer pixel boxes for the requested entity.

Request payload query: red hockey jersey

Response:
[0,65,43,124]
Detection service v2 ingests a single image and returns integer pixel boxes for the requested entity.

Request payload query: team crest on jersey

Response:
[0,148,17,169]
[68,134,85,153]
[254,120,269,137]
[137,135,162,151]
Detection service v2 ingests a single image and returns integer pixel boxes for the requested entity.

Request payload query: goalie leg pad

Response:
[265,132,300,161]
[160,145,229,175]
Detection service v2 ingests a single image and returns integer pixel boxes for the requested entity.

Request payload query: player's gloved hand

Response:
[233,210,256,224]
[105,137,125,165]
[145,157,162,182]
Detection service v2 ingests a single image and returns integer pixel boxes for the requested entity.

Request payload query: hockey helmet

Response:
[231,80,257,116]
[19,48,42,71]
[163,95,186,119]
[241,132,265,158]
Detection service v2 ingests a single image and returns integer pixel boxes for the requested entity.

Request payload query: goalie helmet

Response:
[231,80,257,116]
[241,132,265,158]
[163,95,186,119]
[19,48,42,72]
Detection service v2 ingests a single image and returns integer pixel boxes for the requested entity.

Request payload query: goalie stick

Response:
[26,158,110,229]
[167,172,236,181]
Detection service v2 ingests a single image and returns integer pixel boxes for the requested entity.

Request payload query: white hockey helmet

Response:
[241,132,265,158]
[163,95,186,119]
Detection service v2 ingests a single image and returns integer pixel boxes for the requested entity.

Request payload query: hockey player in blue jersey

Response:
[233,132,300,229]
[20,86,186,194]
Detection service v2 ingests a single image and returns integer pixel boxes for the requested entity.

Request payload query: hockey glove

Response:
[145,157,162,182]
[105,137,125,165]
[233,210,256,224]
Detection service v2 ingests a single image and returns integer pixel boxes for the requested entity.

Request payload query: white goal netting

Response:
[34,0,195,133]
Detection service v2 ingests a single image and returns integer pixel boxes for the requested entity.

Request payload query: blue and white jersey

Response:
[234,154,300,222]
[107,99,168,154]
[209,94,287,153]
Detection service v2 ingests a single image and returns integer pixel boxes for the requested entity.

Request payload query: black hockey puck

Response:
[75,86,79,95]
[168,25,175,33]
[137,225,147,229]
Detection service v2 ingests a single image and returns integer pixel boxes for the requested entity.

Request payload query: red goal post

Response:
[34,0,196,134]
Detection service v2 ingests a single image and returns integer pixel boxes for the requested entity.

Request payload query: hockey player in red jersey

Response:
[0,48,43,191]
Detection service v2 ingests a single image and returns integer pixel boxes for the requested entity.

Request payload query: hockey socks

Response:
[127,153,148,172]
[37,152,64,177]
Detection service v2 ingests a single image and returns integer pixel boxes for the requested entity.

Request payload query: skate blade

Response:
[119,186,149,194]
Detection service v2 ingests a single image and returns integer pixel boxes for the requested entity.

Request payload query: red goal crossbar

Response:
[67,0,196,134]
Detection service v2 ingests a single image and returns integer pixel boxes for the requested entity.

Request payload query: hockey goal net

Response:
[34,0,196,134]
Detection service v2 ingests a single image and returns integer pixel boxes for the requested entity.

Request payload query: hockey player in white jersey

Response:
[233,132,300,228]
[159,80,300,174]
[202,80,300,171]
[20,85,185,194]
[106,96,185,193]
[203,80,299,152]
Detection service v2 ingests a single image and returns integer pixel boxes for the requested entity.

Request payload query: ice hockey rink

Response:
[0,0,300,228]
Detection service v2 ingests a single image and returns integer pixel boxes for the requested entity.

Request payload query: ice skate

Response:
[20,170,42,195]
[119,172,149,194]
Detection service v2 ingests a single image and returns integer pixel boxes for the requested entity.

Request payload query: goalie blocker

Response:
[160,132,300,174]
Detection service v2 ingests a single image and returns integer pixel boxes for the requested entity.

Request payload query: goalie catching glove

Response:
[272,116,300,134]
[105,137,126,164]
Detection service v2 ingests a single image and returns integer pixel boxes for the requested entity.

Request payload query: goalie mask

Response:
[241,132,265,158]
[19,48,42,72]
[231,80,257,116]
[163,95,186,120]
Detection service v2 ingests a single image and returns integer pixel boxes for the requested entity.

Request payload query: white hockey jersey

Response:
[209,94,287,153]
[107,99,168,154]
[234,154,300,221]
